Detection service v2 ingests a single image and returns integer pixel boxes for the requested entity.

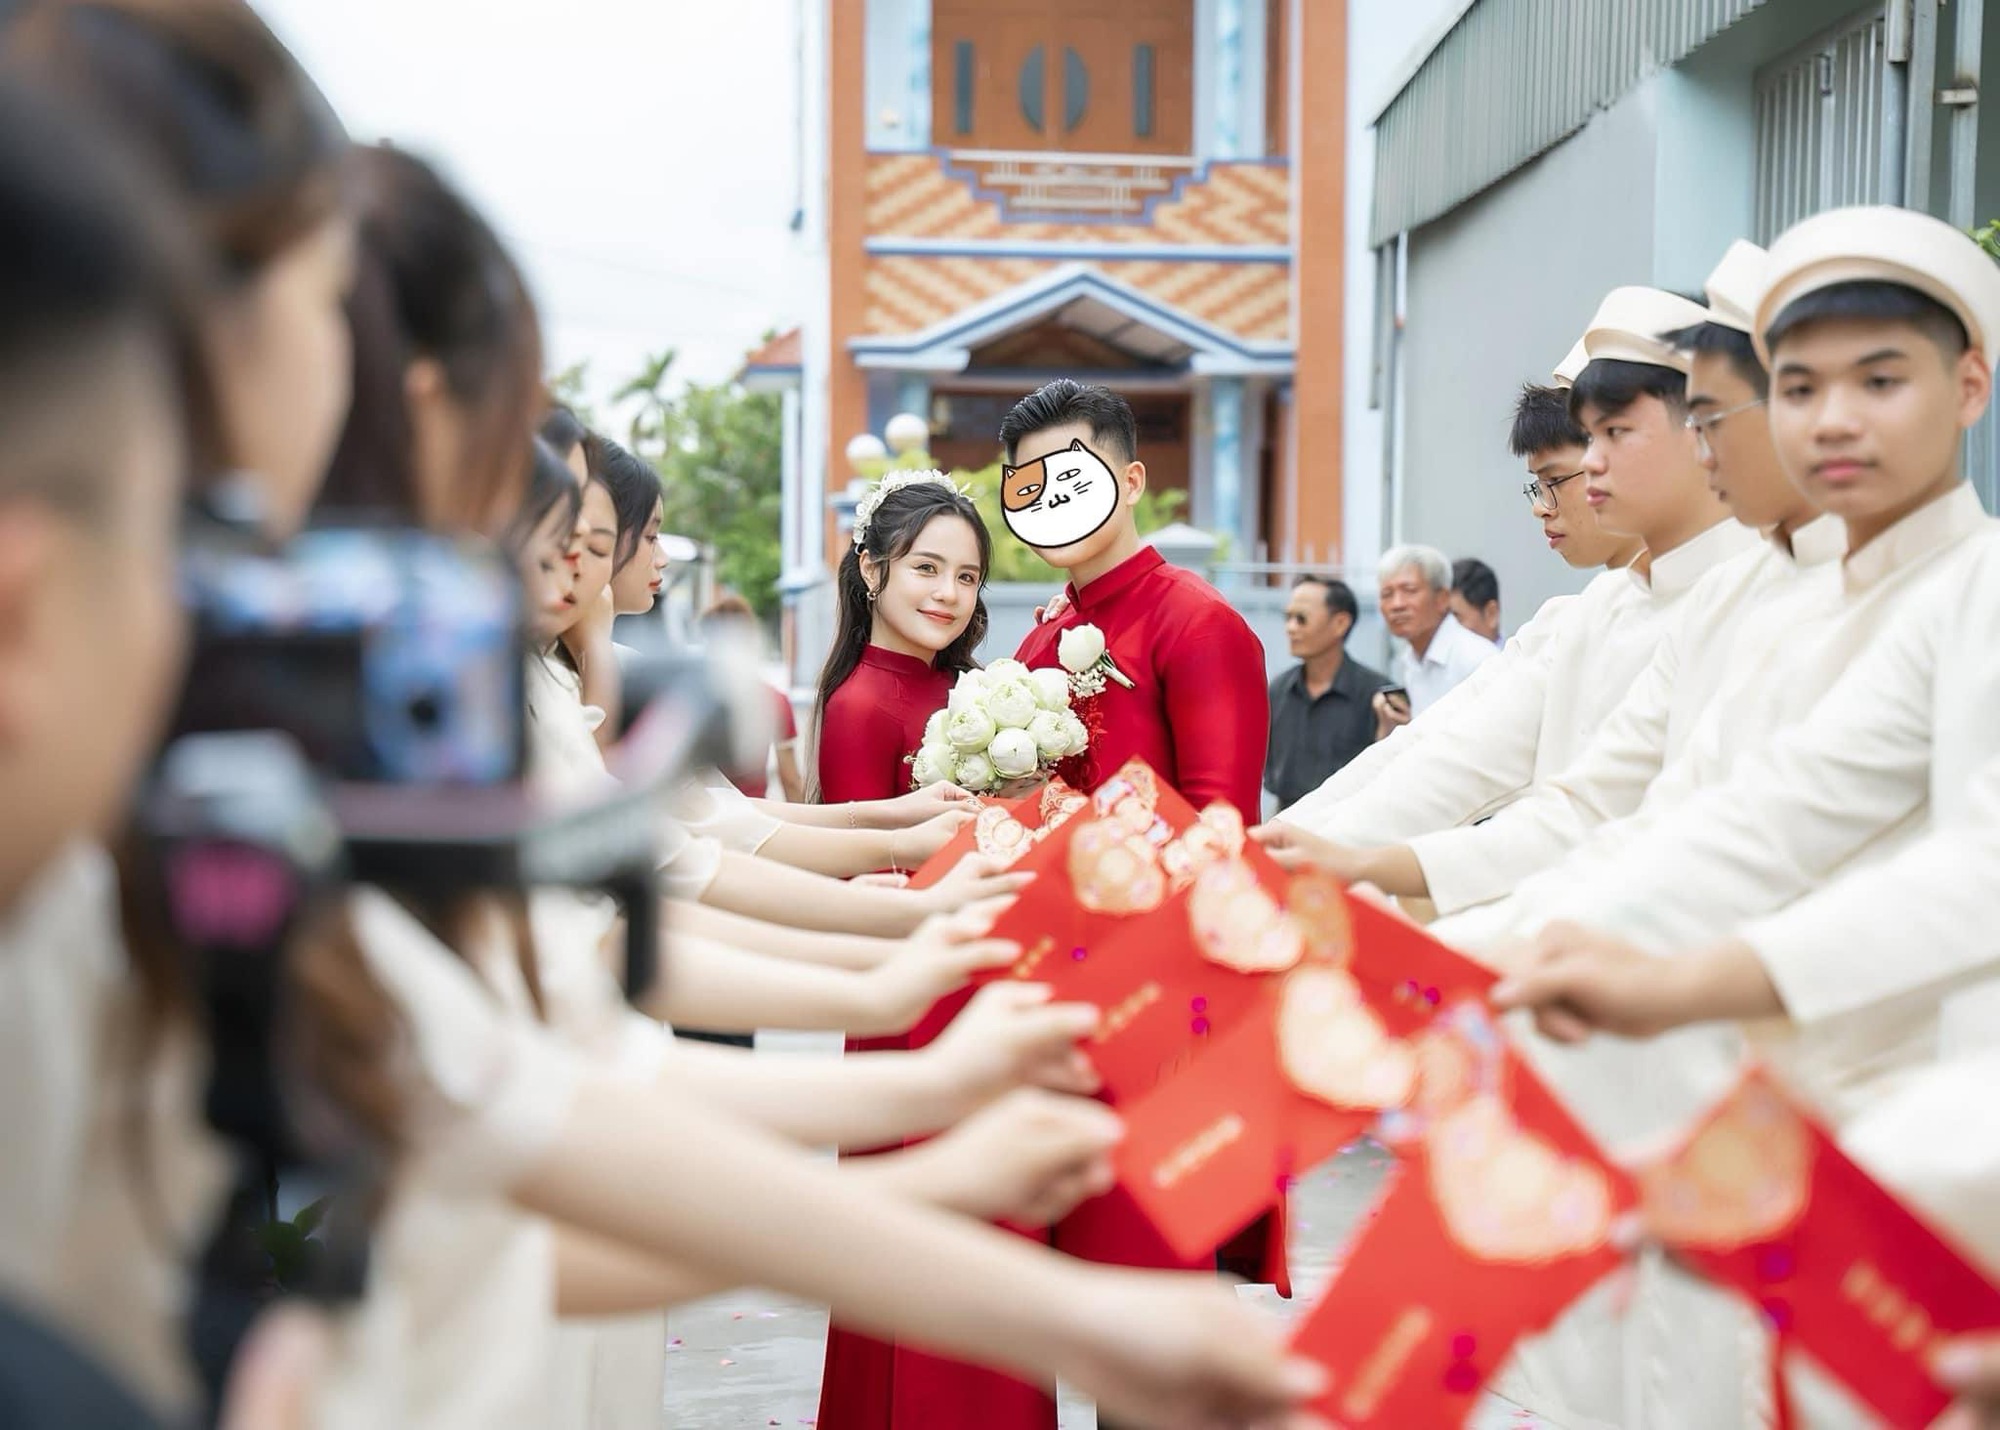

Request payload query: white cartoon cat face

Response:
[1000,438,1120,550]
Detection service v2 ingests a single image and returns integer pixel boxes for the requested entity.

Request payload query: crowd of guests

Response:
[1262,546,1504,811]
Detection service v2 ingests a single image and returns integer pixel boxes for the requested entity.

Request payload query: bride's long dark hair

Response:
[809,479,990,800]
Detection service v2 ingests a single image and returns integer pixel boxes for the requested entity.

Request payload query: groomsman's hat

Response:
[1754,205,2000,368]
[1581,287,1715,375]
[1701,240,1768,335]
[1551,337,1589,389]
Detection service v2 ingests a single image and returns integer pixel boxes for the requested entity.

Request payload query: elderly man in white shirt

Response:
[1266,281,1756,852]
[1374,542,1498,718]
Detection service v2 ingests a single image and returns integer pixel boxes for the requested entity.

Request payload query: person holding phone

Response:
[1371,682,1411,738]
[1373,544,1498,727]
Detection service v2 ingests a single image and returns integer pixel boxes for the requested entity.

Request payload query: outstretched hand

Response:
[1249,821,1362,880]
[880,781,980,827]
[905,806,976,864]
[1491,924,1790,1042]
[1054,1270,1331,1430]
[923,852,1034,915]
[1489,922,1693,1045]
[859,904,1020,1035]
[1934,1337,2000,1430]
[929,981,1101,1108]
[915,1089,1121,1226]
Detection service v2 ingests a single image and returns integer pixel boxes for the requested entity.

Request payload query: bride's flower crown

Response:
[852,468,964,546]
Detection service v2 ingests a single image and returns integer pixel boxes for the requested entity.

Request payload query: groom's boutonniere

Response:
[1059,623,1135,699]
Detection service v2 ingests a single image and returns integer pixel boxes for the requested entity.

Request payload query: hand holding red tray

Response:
[1635,1069,2000,1429]
[1288,1001,1637,1428]
[905,779,1087,891]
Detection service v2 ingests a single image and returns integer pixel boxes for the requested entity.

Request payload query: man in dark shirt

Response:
[1264,574,1391,808]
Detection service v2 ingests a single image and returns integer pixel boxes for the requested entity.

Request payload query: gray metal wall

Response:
[1382,0,1930,619]
[1371,0,1772,245]
[1397,86,1660,628]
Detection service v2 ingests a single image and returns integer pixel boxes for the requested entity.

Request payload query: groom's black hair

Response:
[998,378,1139,467]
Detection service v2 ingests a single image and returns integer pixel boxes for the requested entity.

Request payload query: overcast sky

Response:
[256,0,809,413]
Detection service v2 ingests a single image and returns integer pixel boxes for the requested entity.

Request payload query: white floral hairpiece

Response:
[852,468,964,547]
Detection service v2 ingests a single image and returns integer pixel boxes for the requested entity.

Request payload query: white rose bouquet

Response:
[1057,623,1135,699]
[910,660,1089,793]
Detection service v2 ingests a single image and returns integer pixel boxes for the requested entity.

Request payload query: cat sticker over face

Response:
[1001,438,1119,550]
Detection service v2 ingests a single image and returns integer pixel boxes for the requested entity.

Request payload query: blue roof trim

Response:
[866,237,1289,263]
[847,264,1292,365]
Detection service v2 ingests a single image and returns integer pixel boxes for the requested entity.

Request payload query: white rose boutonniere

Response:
[1057,622,1135,699]
[1056,624,1104,671]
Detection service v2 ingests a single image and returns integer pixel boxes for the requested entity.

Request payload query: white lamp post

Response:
[884,410,931,456]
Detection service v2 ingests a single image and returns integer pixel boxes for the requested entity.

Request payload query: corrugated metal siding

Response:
[1752,8,1886,241]
[1370,0,1773,244]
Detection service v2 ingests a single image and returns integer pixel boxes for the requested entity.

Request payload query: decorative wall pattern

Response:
[861,152,1292,343]
[866,151,1291,246]
[862,254,1290,342]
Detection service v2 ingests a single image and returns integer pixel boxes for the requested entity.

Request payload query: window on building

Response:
[932,0,1192,154]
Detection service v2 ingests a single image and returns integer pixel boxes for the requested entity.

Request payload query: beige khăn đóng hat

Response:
[1552,336,1590,389]
[1579,286,1715,376]
[1753,205,2000,369]
[1700,239,1769,336]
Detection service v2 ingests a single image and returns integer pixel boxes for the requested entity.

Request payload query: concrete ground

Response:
[661,1033,1547,1430]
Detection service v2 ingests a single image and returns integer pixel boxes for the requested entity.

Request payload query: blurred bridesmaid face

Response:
[516,500,582,642]
[570,480,618,612]
[609,497,667,615]
[864,512,984,661]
